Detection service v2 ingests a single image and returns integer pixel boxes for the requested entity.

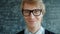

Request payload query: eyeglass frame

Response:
[22,9,42,16]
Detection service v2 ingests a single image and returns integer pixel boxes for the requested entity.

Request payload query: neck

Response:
[27,25,41,33]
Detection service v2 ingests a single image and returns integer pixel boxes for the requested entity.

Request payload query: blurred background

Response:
[0,0,60,34]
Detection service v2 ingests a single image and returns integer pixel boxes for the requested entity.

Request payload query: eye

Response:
[22,10,30,16]
[33,10,41,14]
[23,10,29,13]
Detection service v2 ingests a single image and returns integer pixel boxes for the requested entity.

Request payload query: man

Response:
[17,0,55,34]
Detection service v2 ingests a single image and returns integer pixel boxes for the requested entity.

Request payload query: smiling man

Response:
[17,0,55,34]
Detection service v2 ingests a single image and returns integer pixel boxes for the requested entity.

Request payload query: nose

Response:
[30,13,35,19]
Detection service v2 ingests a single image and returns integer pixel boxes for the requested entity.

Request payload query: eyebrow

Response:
[22,8,42,10]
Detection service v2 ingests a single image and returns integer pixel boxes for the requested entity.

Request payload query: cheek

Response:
[24,16,29,22]
[24,14,43,22]
[36,17,41,21]
[36,15,43,21]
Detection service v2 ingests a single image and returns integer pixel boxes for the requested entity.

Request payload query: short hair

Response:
[20,0,46,15]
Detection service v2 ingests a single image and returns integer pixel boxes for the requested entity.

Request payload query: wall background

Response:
[0,0,60,34]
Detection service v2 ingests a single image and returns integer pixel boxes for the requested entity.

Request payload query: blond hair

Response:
[20,0,46,15]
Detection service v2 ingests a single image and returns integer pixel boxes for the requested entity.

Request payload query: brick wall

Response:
[43,0,60,34]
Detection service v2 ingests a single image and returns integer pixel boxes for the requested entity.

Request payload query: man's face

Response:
[22,3,43,28]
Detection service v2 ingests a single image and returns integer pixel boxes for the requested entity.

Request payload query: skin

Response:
[23,3,43,33]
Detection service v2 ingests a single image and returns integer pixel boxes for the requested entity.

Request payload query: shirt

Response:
[24,26,45,34]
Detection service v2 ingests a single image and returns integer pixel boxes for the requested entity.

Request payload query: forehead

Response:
[23,3,42,10]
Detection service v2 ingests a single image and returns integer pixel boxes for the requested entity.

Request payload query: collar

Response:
[24,26,45,34]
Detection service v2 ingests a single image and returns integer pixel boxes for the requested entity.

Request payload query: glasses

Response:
[22,9,42,16]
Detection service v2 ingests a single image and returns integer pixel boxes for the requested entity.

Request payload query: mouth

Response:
[28,21,36,23]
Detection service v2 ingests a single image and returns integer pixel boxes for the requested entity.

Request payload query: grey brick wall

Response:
[0,0,60,34]
[43,0,60,34]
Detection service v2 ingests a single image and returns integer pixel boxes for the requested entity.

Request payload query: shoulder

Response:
[45,29,55,34]
[17,30,24,34]
[16,29,55,34]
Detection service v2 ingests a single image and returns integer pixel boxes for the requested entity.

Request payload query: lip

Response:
[28,21,35,22]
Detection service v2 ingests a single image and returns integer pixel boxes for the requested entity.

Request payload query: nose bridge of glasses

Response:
[29,10,34,15]
[30,11,35,17]
[30,10,34,13]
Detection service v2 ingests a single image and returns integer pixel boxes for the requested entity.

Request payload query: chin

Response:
[26,21,37,27]
[28,24,36,28]
[28,25,35,28]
